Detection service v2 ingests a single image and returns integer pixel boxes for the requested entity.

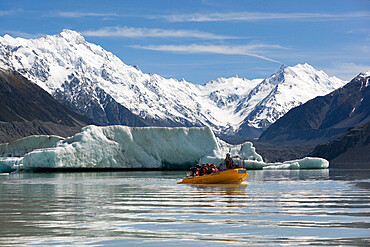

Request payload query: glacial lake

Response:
[0,169,369,246]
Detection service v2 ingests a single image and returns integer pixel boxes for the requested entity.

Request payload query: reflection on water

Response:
[0,169,369,246]
[249,169,330,181]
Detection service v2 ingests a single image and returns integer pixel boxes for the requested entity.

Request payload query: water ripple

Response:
[0,170,369,246]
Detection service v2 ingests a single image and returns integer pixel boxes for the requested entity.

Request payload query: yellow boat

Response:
[177,168,249,184]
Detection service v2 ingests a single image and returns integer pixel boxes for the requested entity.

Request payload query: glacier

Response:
[0,125,328,172]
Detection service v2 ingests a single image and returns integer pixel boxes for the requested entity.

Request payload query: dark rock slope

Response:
[0,68,93,143]
[310,121,370,169]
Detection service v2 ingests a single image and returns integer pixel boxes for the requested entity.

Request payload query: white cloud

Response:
[1,31,46,39]
[157,11,370,22]
[0,10,16,16]
[54,10,370,22]
[82,26,238,39]
[131,43,285,63]
[56,11,119,18]
[324,62,370,80]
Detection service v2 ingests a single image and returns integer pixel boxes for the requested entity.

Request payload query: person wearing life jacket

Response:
[210,163,218,173]
[193,164,201,176]
[199,164,207,176]
[205,163,212,174]
[225,153,233,169]
[189,166,198,177]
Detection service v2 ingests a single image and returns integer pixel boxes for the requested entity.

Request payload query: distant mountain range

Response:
[0,30,346,142]
[258,71,370,145]
[0,68,92,143]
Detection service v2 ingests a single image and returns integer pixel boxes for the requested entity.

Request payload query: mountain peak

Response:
[358,70,370,78]
[270,63,336,84]
[294,63,314,69]
[56,29,85,43]
[274,64,314,76]
[1,34,15,41]
[279,64,288,70]
[277,63,316,73]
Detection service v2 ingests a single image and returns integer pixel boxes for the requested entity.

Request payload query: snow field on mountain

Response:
[0,30,346,136]
[246,64,345,128]
[198,77,263,128]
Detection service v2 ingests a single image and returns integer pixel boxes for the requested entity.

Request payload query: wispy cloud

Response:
[132,43,286,63]
[0,10,15,16]
[1,30,46,39]
[82,26,239,39]
[157,11,370,22]
[324,62,370,80]
[53,10,370,23]
[55,11,119,18]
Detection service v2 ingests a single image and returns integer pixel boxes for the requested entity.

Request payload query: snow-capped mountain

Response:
[0,30,346,141]
[241,64,345,129]
[259,71,370,144]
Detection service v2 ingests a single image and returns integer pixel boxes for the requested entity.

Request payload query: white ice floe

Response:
[0,157,23,172]
[0,135,64,157]
[0,125,329,172]
[260,157,329,170]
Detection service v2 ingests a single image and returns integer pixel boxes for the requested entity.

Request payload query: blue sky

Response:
[1,0,369,84]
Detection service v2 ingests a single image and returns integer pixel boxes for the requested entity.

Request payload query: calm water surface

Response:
[0,169,369,246]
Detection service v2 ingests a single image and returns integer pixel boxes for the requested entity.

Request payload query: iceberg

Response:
[23,125,221,169]
[0,125,329,172]
[259,157,329,170]
[0,157,23,172]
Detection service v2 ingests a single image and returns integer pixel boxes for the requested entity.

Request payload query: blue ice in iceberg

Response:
[0,157,23,172]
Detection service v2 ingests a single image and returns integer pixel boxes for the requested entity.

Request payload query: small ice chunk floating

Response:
[0,125,328,172]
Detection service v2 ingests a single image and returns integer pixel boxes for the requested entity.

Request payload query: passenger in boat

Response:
[225,153,233,169]
[210,163,218,173]
[195,164,201,176]
[188,164,201,177]
[198,164,205,176]
[189,166,198,177]
[202,164,210,175]
[205,163,212,174]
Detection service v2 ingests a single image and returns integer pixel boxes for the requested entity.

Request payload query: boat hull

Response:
[177,168,249,184]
